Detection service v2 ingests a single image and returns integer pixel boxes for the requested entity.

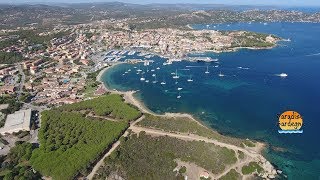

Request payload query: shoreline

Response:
[96,61,278,178]
[97,62,266,149]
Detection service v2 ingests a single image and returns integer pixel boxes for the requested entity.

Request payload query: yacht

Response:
[187,75,193,82]
[218,71,225,77]
[205,66,210,74]
[276,73,288,77]
[152,74,156,77]
[145,80,149,83]
[128,69,131,72]
[173,69,179,79]
[156,67,160,70]
[140,76,145,81]
[177,87,183,91]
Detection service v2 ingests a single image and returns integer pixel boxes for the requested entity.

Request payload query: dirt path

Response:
[86,115,145,180]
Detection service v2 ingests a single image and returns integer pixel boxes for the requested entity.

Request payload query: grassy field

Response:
[94,132,237,179]
[30,94,141,179]
[241,162,264,175]
[137,114,247,147]
[220,169,242,180]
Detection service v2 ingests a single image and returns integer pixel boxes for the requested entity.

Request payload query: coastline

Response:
[96,62,279,178]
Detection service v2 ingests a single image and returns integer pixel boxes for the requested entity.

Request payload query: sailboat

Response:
[140,74,145,81]
[177,92,181,99]
[137,66,142,72]
[173,69,179,79]
[152,75,158,83]
[187,75,193,82]
[161,77,166,85]
[218,71,225,77]
[177,87,183,91]
[205,66,210,74]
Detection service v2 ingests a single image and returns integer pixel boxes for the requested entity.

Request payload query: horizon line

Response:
[1,1,320,8]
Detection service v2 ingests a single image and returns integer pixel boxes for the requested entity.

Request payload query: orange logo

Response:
[278,111,303,134]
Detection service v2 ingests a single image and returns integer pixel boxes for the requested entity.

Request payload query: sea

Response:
[101,22,320,179]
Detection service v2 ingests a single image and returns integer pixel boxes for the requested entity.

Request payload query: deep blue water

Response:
[101,22,320,179]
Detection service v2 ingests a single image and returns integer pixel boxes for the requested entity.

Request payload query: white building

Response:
[0,109,32,134]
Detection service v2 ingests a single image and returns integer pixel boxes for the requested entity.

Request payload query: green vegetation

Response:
[0,142,42,179]
[243,140,255,147]
[241,162,264,175]
[0,51,23,64]
[82,69,102,97]
[238,150,245,160]
[230,31,277,48]
[30,94,140,179]
[59,94,141,121]
[0,95,22,114]
[220,169,241,180]
[137,114,244,146]
[94,132,237,179]
[179,166,186,174]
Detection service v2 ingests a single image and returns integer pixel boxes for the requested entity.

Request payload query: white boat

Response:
[177,87,183,91]
[187,75,193,82]
[173,69,179,79]
[177,92,181,99]
[145,80,149,83]
[152,75,158,83]
[152,74,156,77]
[276,73,288,77]
[156,67,160,70]
[137,69,142,72]
[205,66,210,74]
[161,77,166,85]
[170,72,175,75]
[218,71,225,77]
[264,22,268,25]
[140,77,145,81]
[151,69,155,72]
[125,71,128,74]
[128,69,131,72]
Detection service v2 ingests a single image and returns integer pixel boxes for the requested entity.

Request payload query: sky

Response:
[2,0,320,7]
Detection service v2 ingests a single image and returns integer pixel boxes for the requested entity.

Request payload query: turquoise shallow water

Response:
[101,22,320,179]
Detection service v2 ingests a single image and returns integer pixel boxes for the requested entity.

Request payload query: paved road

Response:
[16,63,25,99]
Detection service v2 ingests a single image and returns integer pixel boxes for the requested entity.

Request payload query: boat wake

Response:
[306,52,320,56]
